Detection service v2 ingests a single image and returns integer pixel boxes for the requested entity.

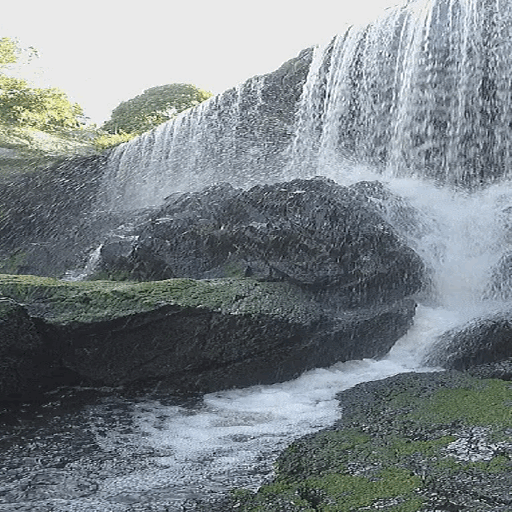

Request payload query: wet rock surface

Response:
[423,312,512,370]
[97,177,425,308]
[0,176,429,401]
[0,275,416,400]
[227,371,512,512]
[0,296,57,402]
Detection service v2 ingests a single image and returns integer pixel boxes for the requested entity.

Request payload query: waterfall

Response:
[96,51,311,212]
[6,1,512,510]
[96,0,512,216]
[291,0,512,185]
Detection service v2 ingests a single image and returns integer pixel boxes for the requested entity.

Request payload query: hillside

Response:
[0,124,102,176]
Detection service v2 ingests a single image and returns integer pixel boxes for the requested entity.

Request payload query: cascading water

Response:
[96,0,512,216]
[3,0,512,510]
[290,0,512,185]
[97,63,307,212]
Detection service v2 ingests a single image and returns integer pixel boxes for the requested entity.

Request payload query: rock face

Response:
[423,313,512,370]
[0,297,49,401]
[0,275,416,399]
[0,177,429,401]
[96,177,425,308]
[0,154,118,277]
[228,371,512,512]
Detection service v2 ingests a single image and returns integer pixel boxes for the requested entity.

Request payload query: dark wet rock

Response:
[0,297,49,401]
[466,357,512,380]
[96,177,426,309]
[0,275,416,398]
[228,371,512,511]
[0,154,124,278]
[422,312,512,370]
[348,180,434,242]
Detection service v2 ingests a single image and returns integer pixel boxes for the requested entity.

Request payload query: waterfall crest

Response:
[291,0,512,185]
[97,49,312,211]
[97,0,512,216]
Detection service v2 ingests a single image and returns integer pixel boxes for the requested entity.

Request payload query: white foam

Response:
[85,169,512,504]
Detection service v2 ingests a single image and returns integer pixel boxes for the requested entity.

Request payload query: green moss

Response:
[232,467,423,512]
[299,468,422,511]
[233,375,512,511]
[433,454,511,476]
[414,379,512,427]
[0,273,314,325]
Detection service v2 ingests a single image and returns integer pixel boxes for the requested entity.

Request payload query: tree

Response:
[0,37,84,131]
[0,37,21,67]
[102,83,213,135]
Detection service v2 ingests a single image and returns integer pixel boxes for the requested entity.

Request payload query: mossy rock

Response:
[0,273,319,326]
[229,372,512,511]
[0,274,415,395]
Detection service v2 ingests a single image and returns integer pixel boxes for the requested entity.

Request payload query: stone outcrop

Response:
[0,275,416,400]
[0,176,429,401]
[95,177,425,308]
[423,312,512,370]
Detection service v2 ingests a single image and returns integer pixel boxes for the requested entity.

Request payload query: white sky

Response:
[1,0,403,125]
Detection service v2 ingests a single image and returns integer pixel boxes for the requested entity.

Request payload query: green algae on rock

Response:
[229,372,512,511]
[0,274,416,397]
[0,273,318,326]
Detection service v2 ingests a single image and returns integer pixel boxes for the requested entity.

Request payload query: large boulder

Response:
[423,312,512,370]
[0,275,417,396]
[95,177,426,308]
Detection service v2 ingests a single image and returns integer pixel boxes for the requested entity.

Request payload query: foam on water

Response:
[77,305,451,506]
[90,167,512,505]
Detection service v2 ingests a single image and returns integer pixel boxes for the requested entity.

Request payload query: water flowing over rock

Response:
[85,0,512,224]
[290,0,512,186]
[97,48,313,212]
[95,177,425,308]
[0,154,118,277]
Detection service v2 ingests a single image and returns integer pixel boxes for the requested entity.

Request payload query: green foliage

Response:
[92,130,136,151]
[0,37,84,132]
[0,37,20,67]
[102,83,213,135]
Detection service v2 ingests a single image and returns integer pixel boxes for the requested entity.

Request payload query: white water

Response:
[289,0,512,184]
[87,308,443,508]
[74,170,511,509]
